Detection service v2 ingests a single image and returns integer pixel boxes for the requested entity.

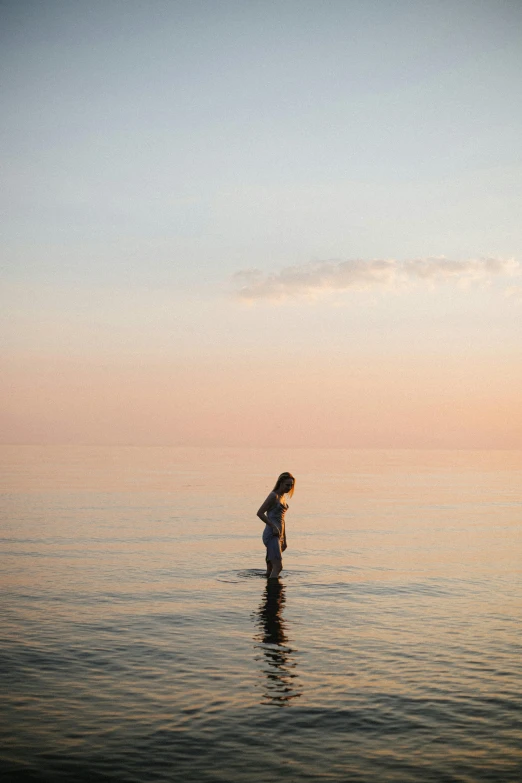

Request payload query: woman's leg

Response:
[265,559,272,578]
[269,559,282,579]
[266,535,283,578]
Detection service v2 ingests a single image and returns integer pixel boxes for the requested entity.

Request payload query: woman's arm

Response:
[257,492,279,533]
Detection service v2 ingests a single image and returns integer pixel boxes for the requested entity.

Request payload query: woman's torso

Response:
[264,495,288,539]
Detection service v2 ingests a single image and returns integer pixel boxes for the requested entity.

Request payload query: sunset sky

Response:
[2,0,521,448]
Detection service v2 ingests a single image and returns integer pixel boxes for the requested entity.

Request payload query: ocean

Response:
[1,446,521,782]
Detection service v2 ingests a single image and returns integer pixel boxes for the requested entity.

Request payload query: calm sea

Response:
[1,446,521,783]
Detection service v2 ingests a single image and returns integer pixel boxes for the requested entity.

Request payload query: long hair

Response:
[273,471,295,498]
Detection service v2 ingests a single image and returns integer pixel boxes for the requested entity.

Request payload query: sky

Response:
[1,0,521,448]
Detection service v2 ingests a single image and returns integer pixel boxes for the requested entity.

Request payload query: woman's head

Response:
[273,472,295,497]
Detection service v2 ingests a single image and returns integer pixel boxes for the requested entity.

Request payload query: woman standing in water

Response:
[257,472,295,579]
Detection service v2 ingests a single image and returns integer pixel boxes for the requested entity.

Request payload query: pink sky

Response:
[2,4,522,448]
[2,285,521,448]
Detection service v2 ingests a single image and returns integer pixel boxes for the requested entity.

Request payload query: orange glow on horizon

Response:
[2,349,521,449]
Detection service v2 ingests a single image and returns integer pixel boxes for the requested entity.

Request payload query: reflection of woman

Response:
[254,580,300,706]
[257,472,295,579]
[259,579,287,647]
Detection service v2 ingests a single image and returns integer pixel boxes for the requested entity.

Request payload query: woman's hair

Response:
[273,471,295,497]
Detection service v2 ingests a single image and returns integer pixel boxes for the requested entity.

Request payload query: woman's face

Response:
[280,477,294,494]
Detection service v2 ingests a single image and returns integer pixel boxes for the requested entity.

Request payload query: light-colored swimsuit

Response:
[262,495,288,564]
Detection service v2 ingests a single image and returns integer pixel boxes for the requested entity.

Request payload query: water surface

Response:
[1,446,521,782]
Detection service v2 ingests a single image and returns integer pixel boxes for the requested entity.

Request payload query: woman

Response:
[257,472,295,579]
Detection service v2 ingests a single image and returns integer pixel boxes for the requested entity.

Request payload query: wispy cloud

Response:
[233,257,521,302]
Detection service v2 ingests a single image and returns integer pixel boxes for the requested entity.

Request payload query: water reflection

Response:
[253,580,301,706]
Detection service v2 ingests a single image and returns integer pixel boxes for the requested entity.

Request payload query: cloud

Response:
[233,257,521,302]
